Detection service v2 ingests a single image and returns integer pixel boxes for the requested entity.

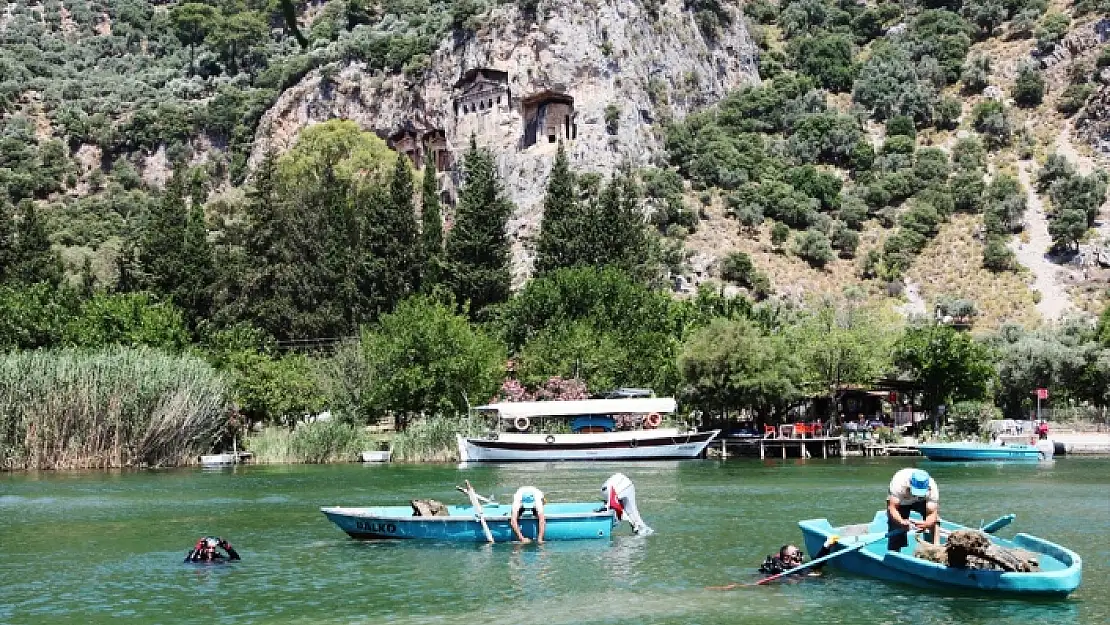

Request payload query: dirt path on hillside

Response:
[896,280,927,318]
[1009,161,1075,321]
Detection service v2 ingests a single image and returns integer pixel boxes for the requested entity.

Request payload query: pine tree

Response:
[11,199,63,286]
[445,138,514,317]
[534,142,580,275]
[420,152,445,290]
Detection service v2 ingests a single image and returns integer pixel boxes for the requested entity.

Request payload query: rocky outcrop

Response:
[249,0,760,282]
[1076,85,1110,158]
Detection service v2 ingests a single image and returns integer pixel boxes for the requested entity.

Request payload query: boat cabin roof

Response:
[474,397,677,419]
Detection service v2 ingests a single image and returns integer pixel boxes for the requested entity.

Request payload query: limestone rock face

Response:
[249,0,760,283]
[1077,85,1110,158]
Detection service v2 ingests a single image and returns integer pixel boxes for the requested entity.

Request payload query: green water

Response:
[2,458,1108,625]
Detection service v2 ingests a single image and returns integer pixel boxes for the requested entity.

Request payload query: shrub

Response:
[935,97,962,130]
[791,33,857,93]
[960,55,991,94]
[793,229,835,267]
[952,137,986,171]
[604,103,620,135]
[720,251,756,285]
[1034,12,1070,55]
[971,100,1012,149]
[983,237,1016,271]
[886,115,917,139]
[831,221,860,258]
[771,221,790,249]
[952,170,986,212]
[838,194,868,230]
[1056,84,1093,117]
[1012,64,1044,107]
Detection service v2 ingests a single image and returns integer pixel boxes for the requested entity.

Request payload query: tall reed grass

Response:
[391,417,480,463]
[245,420,378,464]
[0,348,229,470]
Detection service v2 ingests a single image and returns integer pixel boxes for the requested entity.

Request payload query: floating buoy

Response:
[545,435,556,444]
[644,413,662,428]
[514,416,530,431]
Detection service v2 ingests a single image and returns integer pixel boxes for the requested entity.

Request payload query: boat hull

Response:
[321,503,615,542]
[798,511,1082,597]
[918,442,1048,462]
[457,429,720,462]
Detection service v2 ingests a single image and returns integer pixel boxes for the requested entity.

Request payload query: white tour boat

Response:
[456,397,720,462]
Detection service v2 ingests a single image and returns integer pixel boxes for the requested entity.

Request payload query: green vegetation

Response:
[0,347,228,470]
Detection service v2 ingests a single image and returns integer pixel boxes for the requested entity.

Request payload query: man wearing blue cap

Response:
[510,486,546,544]
[887,467,939,551]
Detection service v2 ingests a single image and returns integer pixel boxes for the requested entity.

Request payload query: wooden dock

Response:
[714,436,847,459]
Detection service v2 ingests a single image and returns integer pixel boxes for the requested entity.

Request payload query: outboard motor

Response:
[602,473,654,536]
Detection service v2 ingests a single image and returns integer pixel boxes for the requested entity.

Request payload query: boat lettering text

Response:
[355,521,397,533]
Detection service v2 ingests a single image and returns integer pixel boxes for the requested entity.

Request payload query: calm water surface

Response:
[2,457,1108,625]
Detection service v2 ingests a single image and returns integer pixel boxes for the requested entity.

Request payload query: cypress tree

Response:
[178,201,216,324]
[445,137,514,317]
[11,199,63,286]
[380,153,420,308]
[218,150,301,339]
[0,200,15,282]
[592,167,650,277]
[534,141,579,275]
[420,152,445,290]
[139,163,189,297]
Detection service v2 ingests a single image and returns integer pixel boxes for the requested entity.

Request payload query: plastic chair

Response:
[763,424,777,439]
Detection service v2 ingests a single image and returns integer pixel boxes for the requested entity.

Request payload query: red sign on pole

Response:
[1036,388,1049,400]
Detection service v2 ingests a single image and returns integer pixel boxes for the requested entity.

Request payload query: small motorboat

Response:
[322,482,616,543]
[798,511,1082,597]
[917,441,1051,462]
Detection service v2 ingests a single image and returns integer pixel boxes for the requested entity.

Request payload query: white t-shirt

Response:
[888,468,939,507]
[512,486,544,512]
[602,473,634,500]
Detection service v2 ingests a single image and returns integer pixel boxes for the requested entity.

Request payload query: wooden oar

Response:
[456,485,496,505]
[462,479,495,544]
[708,528,907,590]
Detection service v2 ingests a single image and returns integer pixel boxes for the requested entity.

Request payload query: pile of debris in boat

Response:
[914,529,1041,572]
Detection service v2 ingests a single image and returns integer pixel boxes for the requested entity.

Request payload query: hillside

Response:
[1,0,1109,332]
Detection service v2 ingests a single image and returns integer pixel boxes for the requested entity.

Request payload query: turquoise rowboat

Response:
[322,502,616,542]
[918,442,1048,461]
[799,511,1082,597]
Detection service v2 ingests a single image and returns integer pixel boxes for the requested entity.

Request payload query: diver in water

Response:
[184,537,241,563]
[758,538,838,576]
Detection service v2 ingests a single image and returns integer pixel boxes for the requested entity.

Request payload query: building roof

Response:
[474,397,677,419]
[453,67,509,89]
[520,89,574,106]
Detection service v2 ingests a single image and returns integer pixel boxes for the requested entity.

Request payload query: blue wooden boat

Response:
[322,502,616,542]
[799,511,1082,597]
[918,442,1049,461]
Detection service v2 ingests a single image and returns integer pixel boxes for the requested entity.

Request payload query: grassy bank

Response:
[245,421,382,464]
[0,348,229,470]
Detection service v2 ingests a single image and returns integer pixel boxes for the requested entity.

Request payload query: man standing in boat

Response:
[887,468,939,551]
[510,486,546,544]
[601,473,653,536]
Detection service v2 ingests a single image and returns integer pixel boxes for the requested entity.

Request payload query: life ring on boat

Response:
[514,416,531,431]
[644,413,662,429]
[545,435,556,444]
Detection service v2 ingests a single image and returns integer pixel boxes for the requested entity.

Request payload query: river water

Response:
[1,457,1107,625]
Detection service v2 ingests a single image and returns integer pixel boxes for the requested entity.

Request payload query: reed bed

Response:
[0,347,229,470]
[390,417,481,463]
[245,421,377,464]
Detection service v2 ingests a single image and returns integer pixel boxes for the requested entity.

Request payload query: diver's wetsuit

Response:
[184,537,241,563]
[758,543,834,575]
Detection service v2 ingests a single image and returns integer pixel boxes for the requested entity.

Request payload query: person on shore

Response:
[758,538,839,576]
[601,473,653,536]
[184,536,240,563]
[510,486,546,544]
[1037,420,1050,440]
[887,467,939,551]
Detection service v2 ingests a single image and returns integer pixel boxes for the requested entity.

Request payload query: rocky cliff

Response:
[249,0,760,282]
